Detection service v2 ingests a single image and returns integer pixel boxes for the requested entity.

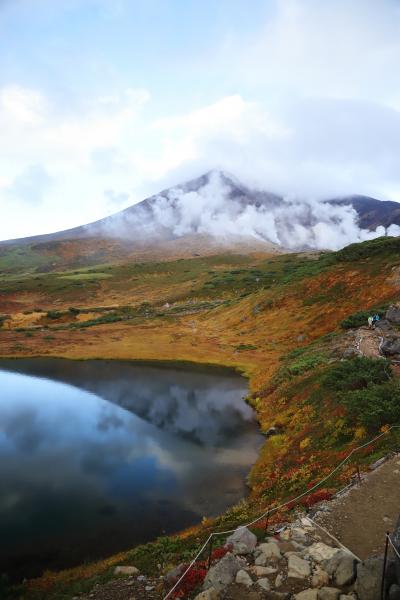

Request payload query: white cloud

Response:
[2,0,400,240]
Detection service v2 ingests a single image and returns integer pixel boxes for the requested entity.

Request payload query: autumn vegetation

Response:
[1,235,400,598]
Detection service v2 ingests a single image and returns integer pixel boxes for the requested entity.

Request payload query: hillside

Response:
[1,171,400,277]
[2,235,400,599]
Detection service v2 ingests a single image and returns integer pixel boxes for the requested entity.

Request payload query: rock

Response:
[252,565,277,576]
[295,590,318,600]
[145,586,154,591]
[317,588,340,600]
[339,596,355,600]
[275,572,284,587]
[375,319,393,332]
[311,566,329,588]
[325,550,356,586]
[354,557,383,600]
[263,426,281,438]
[226,526,258,554]
[369,456,387,470]
[114,565,140,576]
[203,553,243,592]
[257,541,281,559]
[288,554,311,579]
[164,563,185,584]
[278,541,298,553]
[291,527,310,544]
[254,553,268,566]
[235,569,253,587]
[386,305,400,323]
[343,347,358,359]
[194,588,220,600]
[381,337,400,356]
[389,584,400,600]
[257,577,271,591]
[307,543,339,563]
[280,529,292,541]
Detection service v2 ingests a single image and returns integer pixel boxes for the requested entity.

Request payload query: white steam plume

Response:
[148,171,399,251]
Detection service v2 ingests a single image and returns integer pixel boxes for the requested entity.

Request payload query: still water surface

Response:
[0,359,262,580]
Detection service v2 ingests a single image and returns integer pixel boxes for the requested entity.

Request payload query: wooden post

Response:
[381,531,390,600]
[207,538,214,570]
[356,464,362,485]
[264,511,270,536]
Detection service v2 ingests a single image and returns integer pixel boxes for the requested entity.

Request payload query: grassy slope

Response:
[2,236,400,598]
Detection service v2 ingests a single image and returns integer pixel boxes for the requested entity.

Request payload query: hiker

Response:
[368,316,374,329]
[373,313,380,323]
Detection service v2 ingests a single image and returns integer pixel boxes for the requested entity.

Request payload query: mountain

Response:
[1,170,399,274]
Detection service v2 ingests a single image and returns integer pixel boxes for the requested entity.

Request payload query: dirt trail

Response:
[357,327,383,358]
[314,454,400,560]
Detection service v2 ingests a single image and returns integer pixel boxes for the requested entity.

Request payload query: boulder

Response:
[323,550,356,586]
[307,543,339,563]
[375,319,393,332]
[381,336,400,356]
[226,526,258,555]
[354,557,383,600]
[164,563,185,584]
[295,590,318,600]
[389,584,400,600]
[275,572,284,587]
[311,566,329,588]
[114,565,140,576]
[386,305,400,323]
[194,588,220,600]
[254,553,268,566]
[252,565,277,576]
[288,554,311,579]
[278,541,298,553]
[203,553,244,592]
[317,588,340,600]
[291,527,311,544]
[256,577,271,591]
[235,569,253,587]
[256,541,281,560]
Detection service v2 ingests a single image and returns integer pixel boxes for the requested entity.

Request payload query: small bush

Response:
[323,356,391,392]
[46,310,62,319]
[341,307,387,329]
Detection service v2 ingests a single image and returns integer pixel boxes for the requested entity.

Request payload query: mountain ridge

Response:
[1,171,400,270]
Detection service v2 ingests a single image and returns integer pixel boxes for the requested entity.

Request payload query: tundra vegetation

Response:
[1,235,400,598]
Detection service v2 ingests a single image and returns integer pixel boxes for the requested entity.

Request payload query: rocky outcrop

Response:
[203,552,244,592]
[386,305,400,324]
[226,525,257,554]
[196,519,369,599]
[381,336,400,356]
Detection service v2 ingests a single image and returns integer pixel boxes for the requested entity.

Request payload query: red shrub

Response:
[301,489,333,508]
[172,565,207,598]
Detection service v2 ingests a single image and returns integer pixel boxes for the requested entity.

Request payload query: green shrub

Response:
[286,354,325,376]
[336,236,400,262]
[341,307,387,329]
[340,380,400,430]
[323,356,391,392]
[46,310,62,319]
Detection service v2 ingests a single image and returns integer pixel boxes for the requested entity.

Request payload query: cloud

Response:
[148,171,400,251]
[1,0,400,240]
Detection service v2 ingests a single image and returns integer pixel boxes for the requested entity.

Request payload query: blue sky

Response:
[1,0,400,240]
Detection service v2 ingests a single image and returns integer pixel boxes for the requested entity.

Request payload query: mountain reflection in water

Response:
[0,359,262,581]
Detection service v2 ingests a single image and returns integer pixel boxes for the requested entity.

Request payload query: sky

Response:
[1,0,400,240]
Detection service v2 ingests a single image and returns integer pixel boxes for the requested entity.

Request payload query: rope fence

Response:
[163,424,400,599]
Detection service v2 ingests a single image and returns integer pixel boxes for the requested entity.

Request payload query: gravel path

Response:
[314,453,400,560]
